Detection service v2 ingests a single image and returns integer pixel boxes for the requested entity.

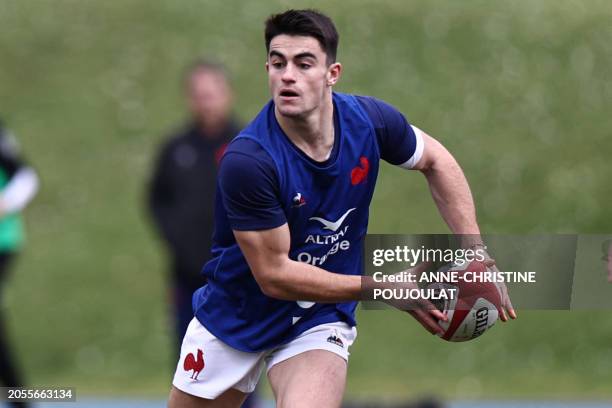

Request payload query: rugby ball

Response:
[428,260,502,342]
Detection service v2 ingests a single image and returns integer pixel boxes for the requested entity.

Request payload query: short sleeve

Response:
[219,138,287,231]
[355,96,424,168]
[0,127,24,177]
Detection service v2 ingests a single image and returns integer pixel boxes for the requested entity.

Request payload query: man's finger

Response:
[506,297,517,319]
[429,308,447,322]
[409,310,444,335]
[490,263,517,321]
[416,298,447,322]
[419,300,447,322]
[499,307,508,322]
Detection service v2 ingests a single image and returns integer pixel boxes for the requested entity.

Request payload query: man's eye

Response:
[272,62,284,68]
[300,64,311,69]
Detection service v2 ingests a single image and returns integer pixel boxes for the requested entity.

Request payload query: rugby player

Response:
[169,9,515,408]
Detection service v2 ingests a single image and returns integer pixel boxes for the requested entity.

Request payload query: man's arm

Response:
[234,224,361,302]
[0,128,39,217]
[412,131,480,236]
[234,224,446,334]
[0,167,38,217]
[412,129,517,321]
[354,97,515,320]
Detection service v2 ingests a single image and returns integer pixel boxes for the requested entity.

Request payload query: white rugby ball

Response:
[429,260,502,342]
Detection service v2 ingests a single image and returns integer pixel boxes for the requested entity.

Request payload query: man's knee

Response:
[169,386,202,408]
[168,386,246,408]
[269,350,347,408]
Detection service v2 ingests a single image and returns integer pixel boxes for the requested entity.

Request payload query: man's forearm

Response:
[421,143,481,237]
[261,259,365,302]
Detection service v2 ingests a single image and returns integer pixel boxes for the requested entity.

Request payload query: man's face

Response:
[266,35,340,118]
[187,70,232,124]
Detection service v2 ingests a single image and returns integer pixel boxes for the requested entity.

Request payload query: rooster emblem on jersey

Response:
[183,348,205,380]
[350,156,370,185]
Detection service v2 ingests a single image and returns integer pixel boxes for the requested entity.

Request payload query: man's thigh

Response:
[172,318,264,401]
[268,349,347,408]
[168,385,247,408]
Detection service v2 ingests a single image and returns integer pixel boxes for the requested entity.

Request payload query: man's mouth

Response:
[279,90,299,98]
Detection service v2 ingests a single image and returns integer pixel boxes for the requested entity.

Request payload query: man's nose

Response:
[281,64,297,82]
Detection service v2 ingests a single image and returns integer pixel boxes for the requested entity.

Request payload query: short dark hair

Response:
[265,9,339,64]
[183,58,230,88]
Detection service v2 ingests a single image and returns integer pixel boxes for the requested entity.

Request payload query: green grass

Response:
[0,0,611,400]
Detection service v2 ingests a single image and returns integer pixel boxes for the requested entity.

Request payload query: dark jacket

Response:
[148,120,239,289]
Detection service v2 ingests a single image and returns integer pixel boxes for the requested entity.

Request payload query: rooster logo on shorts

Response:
[183,348,205,380]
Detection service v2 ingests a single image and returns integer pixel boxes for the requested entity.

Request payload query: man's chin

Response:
[276,105,305,119]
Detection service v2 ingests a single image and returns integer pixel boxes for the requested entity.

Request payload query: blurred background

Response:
[0,0,611,405]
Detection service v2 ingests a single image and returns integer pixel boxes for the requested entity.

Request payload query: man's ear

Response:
[326,62,342,86]
[265,61,269,73]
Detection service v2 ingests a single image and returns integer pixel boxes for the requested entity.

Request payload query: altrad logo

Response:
[299,208,356,266]
[309,208,356,232]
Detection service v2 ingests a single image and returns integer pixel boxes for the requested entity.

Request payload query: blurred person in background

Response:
[0,119,39,408]
[149,59,239,348]
[148,60,260,407]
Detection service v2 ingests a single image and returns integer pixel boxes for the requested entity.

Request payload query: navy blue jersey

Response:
[193,93,422,352]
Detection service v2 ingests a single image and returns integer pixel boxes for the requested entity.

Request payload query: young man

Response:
[169,9,515,408]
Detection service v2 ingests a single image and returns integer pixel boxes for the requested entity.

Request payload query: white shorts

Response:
[172,318,357,399]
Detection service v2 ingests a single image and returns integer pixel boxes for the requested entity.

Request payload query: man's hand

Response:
[406,301,447,336]
[381,262,448,336]
[412,130,517,321]
[480,251,517,322]
[461,237,517,322]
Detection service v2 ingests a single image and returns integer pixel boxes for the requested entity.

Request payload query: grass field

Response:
[0,0,611,401]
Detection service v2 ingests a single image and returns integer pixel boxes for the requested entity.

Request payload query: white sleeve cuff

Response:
[398,125,425,169]
[1,167,39,213]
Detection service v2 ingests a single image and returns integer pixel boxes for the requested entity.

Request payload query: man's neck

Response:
[275,95,334,162]
[197,117,229,139]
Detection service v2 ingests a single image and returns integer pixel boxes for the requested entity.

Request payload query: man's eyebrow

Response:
[294,52,317,60]
[269,50,286,59]
[268,50,318,61]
